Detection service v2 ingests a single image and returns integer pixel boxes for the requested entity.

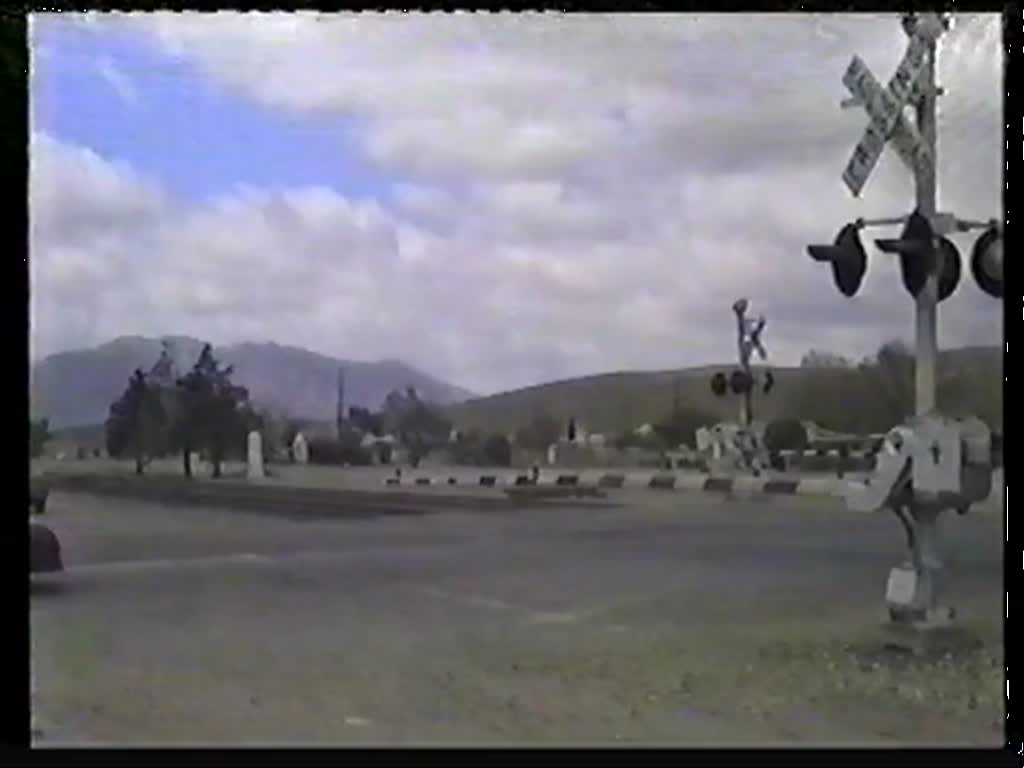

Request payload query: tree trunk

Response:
[183,446,192,478]
[211,441,223,479]
[135,454,144,475]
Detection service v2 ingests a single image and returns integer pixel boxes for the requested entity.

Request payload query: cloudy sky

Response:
[29,12,1003,395]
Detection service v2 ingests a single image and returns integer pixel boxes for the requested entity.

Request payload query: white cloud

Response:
[29,13,1004,394]
[95,56,139,105]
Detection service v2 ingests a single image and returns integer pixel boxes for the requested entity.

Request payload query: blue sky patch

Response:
[31,16,398,205]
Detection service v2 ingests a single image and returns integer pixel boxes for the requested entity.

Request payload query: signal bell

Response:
[934,237,962,302]
[807,223,867,298]
[970,226,1003,299]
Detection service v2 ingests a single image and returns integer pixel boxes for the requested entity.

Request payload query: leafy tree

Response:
[380,388,414,434]
[937,363,1002,430]
[785,342,1000,435]
[800,350,853,368]
[784,343,910,435]
[400,401,452,466]
[174,344,250,478]
[377,387,451,466]
[450,430,484,466]
[348,407,383,437]
[105,369,167,475]
[30,418,51,459]
[652,405,717,449]
[859,339,914,426]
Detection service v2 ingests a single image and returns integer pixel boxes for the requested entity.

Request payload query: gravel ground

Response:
[30,490,1004,746]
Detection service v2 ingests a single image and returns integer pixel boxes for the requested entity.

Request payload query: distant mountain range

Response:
[30,336,477,430]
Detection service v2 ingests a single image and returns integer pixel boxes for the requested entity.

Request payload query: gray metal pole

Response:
[913,36,939,416]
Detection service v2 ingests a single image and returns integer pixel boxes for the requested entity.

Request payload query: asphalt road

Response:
[30,490,1004,746]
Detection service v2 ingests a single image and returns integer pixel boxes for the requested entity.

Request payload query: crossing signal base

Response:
[844,415,994,628]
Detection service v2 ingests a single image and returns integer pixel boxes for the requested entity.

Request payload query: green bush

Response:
[482,434,512,467]
[764,418,809,453]
[614,429,667,452]
[307,437,372,466]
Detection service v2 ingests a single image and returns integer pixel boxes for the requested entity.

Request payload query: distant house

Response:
[360,433,397,449]
[361,433,398,464]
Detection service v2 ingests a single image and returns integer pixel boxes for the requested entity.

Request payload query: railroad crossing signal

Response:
[810,12,1001,304]
[806,13,1002,638]
[709,369,773,397]
[874,209,961,301]
[710,299,775,403]
[810,212,1001,301]
[807,222,867,297]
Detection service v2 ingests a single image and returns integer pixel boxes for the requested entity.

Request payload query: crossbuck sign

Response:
[841,26,935,196]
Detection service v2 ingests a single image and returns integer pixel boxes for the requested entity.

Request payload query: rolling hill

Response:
[444,346,1003,438]
[30,336,476,430]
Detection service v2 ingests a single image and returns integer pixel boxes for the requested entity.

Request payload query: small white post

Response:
[247,431,264,480]
[292,433,309,465]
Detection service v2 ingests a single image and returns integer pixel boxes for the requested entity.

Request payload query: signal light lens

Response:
[970,227,1002,299]
[710,372,728,397]
[806,223,867,298]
